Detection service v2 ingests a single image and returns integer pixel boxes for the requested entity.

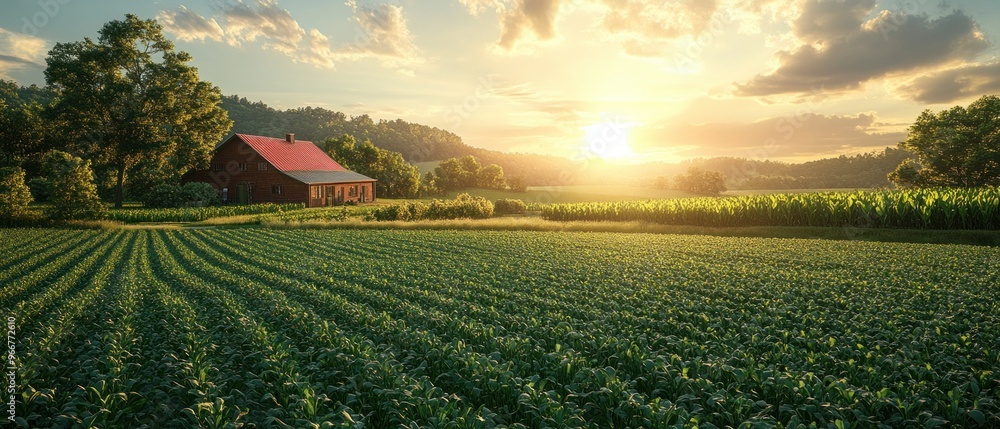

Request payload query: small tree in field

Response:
[507,175,528,193]
[48,157,106,221]
[674,167,727,195]
[0,167,33,223]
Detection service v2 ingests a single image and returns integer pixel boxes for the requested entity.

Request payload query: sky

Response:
[1,0,999,164]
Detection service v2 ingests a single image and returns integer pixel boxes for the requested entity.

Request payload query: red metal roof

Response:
[229,134,347,172]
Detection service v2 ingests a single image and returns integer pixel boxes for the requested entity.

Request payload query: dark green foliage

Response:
[887,159,925,188]
[371,194,493,221]
[182,183,221,206]
[420,172,445,196]
[673,167,727,195]
[433,156,508,191]
[892,94,1000,187]
[0,166,33,224]
[47,158,106,221]
[26,177,51,202]
[0,81,51,167]
[494,198,527,215]
[140,183,220,208]
[477,164,505,190]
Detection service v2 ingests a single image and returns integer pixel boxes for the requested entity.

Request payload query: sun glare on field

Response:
[583,120,638,161]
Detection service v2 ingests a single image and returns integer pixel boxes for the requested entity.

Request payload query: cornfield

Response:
[543,188,1000,229]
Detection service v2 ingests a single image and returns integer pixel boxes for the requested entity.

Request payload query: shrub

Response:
[141,184,185,208]
[142,182,220,208]
[370,194,493,221]
[48,159,107,221]
[0,167,34,225]
[181,182,220,206]
[494,198,527,215]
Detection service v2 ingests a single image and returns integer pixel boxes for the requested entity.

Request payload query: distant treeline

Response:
[639,148,912,190]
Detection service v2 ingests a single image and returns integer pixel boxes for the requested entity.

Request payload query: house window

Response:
[272,185,282,195]
[313,186,323,199]
[212,163,224,172]
[348,186,358,197]
[258,162,267,171]
[238,163,247,171]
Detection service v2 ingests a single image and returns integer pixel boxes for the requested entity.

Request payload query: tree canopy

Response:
[891,94,1000,188]
[45,14,231,207]
[323,135,421,198]
[431,156,509,191]
[673,167,727,195]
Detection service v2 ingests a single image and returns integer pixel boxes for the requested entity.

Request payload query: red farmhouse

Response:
[183,133,376,207]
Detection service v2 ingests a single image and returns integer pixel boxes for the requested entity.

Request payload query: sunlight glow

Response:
[583,119,639,160]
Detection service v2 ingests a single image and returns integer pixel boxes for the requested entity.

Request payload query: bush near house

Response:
[141,182,221,208]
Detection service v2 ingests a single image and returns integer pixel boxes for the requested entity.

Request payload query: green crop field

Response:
[2,229,998,428]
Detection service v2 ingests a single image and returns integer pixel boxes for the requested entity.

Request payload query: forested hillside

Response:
[685,148,913,189]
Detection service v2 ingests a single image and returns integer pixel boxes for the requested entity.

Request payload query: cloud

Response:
[339,2,424,71]
[736,3,990,97]
[157,1,423,72]
[463,0,726,56]
[496,0,563,50]
[156,5,224,42]
[0,29,47,78]
[596,0,719,57]
[489,78,582,124]
[898,60,1000,104]
[793,0,873,44]
[458,0,506,16]
[221,0,305,55]
[634,112,905,159]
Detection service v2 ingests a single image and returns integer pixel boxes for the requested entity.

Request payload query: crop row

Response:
[104,203,305,223]
[1,229,998,427]
[542,188,1000,229]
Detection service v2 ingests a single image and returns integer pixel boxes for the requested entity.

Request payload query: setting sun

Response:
[583,120,638,161]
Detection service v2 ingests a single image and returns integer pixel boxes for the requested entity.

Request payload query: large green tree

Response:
[324,135,421,198]
[891,94,1000,188]
[44,14,231,207]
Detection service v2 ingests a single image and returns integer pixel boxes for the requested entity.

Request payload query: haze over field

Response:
[2,0,999,163]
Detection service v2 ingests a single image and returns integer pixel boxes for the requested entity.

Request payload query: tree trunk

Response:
[115,163,126,208]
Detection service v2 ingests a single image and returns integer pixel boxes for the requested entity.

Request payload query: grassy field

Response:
[3,229,998,427]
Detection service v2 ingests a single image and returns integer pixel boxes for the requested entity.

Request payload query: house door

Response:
[236,183,250,205]
[325,186,335,206]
